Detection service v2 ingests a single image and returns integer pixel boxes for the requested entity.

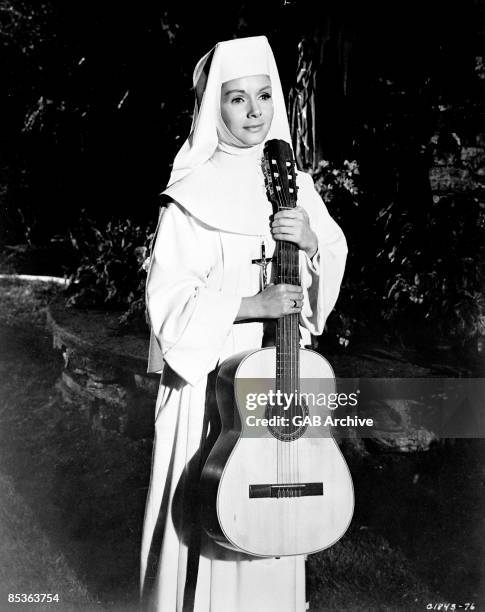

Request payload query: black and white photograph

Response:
[0,1,484,611]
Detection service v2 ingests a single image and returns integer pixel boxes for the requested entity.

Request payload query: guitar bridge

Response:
[249,483,323,499]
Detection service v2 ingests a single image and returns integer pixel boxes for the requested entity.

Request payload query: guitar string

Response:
[291,164,298,492]
[276,162,284,487]
[274,166,285,486]
[291,163,300,494]
[273,162,282,487]
[273,157,300,490]
[266,149,302,495]
[266,155,281,489]
[280,170,291,487]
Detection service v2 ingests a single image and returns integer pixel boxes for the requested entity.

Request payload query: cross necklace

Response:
[252,239,273,290]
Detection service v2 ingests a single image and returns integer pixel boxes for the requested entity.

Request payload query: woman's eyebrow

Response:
[224,85,272,96]
[224,89,246,96]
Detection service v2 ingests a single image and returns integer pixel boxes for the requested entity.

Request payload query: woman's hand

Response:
[236,284,303,321]
[270,206,318,258]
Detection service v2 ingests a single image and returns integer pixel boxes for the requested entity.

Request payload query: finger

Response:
[288,298,302,312]
[271,224,299,234]
[271,227,299,237]
[293,206,309,221]
[274,210,302,220]
[282,285,304,295]
[272,218,302,228]
[272,231,300,242]
[275,208,307,220]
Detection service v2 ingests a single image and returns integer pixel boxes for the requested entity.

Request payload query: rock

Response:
[85,379,128,406]
[46,303,161,439]
[357,380,440,452]
[134,373,160,396]
[65,349,122,383]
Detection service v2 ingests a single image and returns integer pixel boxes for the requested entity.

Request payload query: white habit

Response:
[139,36,348,612]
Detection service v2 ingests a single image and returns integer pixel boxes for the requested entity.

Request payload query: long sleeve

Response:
[297,172,348,336]
[146,202,242,386]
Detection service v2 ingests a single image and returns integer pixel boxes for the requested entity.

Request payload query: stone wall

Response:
[47,303,159,439]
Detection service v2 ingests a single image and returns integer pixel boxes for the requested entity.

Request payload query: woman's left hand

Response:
[270,206,318,259]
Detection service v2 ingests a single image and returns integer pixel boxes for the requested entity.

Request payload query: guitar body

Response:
[201,347,354,557]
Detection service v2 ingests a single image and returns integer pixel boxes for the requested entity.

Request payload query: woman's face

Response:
[220,74,273,146]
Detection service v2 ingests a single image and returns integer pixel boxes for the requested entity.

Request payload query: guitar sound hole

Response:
[265,398,309,442]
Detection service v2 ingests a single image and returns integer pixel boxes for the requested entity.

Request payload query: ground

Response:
[0,279,483,611]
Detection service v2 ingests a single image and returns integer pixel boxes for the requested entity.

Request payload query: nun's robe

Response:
[140,171,347,612]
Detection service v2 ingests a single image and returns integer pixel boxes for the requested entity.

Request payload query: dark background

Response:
[2,0,484,355]
[0,3,484,610]
[1,0,483,236]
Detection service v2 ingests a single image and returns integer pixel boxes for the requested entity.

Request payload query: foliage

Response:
[0,1,52,56]
[312,152,485,350]
[312,159,360,211]
[378,193,485,345]
[310,159,362,348]
[64,214,154,328]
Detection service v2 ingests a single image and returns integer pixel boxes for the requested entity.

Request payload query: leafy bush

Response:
[64,214,154,329]
[312,155,485,351]
[377,193,485,346]
[312,159,360,212]
[310,159,363,348]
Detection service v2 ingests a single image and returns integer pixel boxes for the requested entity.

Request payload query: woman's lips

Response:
[244,124,264,131]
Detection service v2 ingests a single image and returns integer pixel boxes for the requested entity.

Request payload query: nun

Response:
[140,35,348,612]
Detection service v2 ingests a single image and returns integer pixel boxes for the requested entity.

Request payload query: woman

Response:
[140,35,347,612]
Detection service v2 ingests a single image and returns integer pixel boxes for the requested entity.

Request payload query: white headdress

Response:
[162,36,294,234]
[166,35,291,186]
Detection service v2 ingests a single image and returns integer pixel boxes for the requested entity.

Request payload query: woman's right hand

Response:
[236,284,303,321]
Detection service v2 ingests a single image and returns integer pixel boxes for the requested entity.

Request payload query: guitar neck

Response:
[262,139,301,394]
[275,233,300,393]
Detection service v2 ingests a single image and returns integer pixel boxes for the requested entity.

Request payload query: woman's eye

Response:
[231,97,245,104]
[260,93,272,100]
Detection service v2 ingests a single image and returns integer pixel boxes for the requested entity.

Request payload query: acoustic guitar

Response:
[201,139,354,557]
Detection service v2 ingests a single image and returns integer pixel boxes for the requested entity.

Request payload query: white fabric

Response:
[141,190,347,611]
[141,35,348,612]
[165,35,291,187]
[164,143,271,236]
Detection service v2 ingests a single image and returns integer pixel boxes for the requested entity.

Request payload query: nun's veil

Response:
[166,36,292,187]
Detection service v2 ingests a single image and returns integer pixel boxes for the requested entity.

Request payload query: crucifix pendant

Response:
[252,241,273,290]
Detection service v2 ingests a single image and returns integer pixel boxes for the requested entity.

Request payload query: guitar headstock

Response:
[262,139,298,212]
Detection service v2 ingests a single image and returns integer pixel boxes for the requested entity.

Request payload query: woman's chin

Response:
[238,131,269,147]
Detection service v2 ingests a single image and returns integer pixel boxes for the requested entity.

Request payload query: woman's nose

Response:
[248,100,262,118]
